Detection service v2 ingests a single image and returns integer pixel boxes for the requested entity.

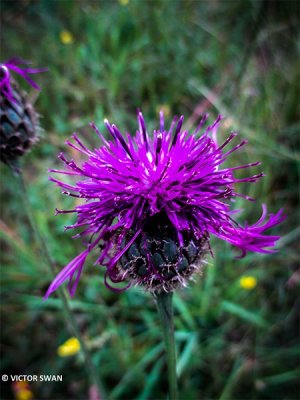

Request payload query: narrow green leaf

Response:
[137,357,164,400]
[177,333,198,377]
[263,369,300,385]
[173,293,196,330]
[110,343,164,398]
[221,300,269,328]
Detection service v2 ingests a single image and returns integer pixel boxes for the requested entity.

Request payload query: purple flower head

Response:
[0,57,47,102]
[45,111,285,298]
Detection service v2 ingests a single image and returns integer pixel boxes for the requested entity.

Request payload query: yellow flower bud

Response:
[16,389,33,400]
[239,276,257,290]
[13,382,33,400]
[60,30,74,45]
[57,337,81,357]
[156,104,171,118]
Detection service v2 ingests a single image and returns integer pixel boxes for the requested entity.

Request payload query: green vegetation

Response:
[1,0,299,399]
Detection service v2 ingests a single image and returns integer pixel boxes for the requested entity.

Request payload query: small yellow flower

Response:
[13,381,33,400]
[119,0,129,5]
[60,30,74,45]
[156,104,171,118]
[239,276,257,290]
[222,117,235,130]
[15,389,33,400]
[57,337,81,357]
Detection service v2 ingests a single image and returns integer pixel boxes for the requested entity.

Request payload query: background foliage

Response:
[1,0,299,399]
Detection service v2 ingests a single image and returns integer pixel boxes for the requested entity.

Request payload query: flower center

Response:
[117,213,208,292]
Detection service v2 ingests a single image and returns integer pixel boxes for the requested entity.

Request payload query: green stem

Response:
[16,172,106,399]
[155,291,178,400]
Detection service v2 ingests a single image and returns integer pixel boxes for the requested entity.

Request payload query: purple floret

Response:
[45,111,285,297]
[0,57,47,102]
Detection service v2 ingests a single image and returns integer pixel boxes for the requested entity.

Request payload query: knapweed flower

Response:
[45,111,284,298]
[57,337,81,357]
[0,58,46,168]
[239,275,257,290]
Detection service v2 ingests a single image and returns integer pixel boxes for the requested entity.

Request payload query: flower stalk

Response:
[155,291,178,400]
[16,171,106,399]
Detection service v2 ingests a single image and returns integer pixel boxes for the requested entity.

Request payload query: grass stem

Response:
[16,171,107,400]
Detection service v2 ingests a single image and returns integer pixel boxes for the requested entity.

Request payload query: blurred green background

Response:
[0,0,299,399]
